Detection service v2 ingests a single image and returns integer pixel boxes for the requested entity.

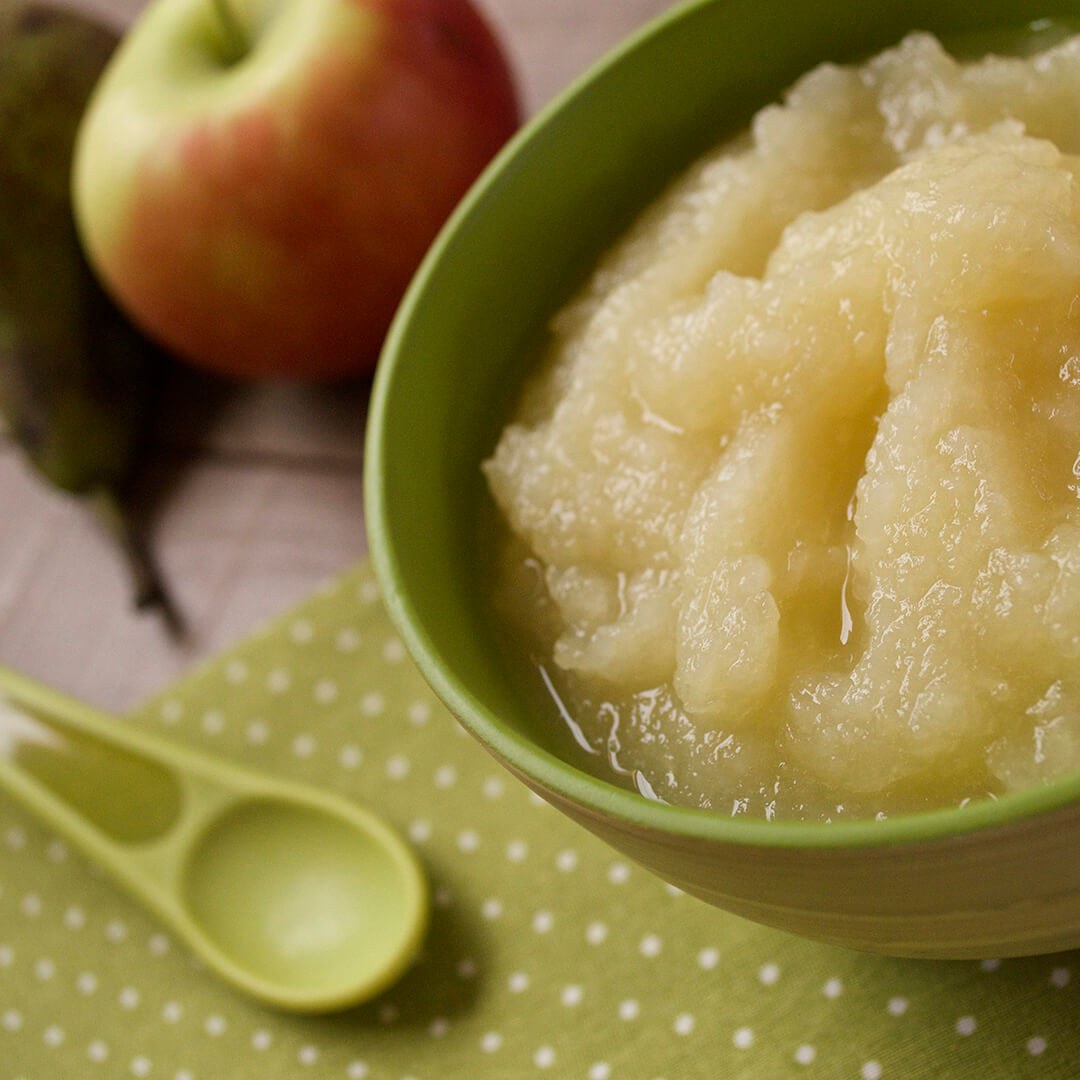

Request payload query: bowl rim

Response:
[365,0,1080,852]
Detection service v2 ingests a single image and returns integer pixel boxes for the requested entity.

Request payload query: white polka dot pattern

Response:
[1,563,1076,1079]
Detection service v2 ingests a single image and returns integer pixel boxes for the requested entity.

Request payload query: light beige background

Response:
[0,0,673,710]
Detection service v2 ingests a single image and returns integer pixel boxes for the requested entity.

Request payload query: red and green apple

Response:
[72,0,520,379]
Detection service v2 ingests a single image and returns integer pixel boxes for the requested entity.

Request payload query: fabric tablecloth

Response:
[1,561,1077,1079]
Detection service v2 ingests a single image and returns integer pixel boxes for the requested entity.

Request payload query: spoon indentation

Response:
[183,796,425,1001]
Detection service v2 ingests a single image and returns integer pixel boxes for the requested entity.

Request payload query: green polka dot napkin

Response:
[2,561,1078,1079]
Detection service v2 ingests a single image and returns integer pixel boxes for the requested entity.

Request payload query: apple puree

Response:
[483,33,1080,819]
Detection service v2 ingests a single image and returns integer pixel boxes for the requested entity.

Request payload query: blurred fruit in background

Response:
[0,1,173,617]
[73,0,521,381]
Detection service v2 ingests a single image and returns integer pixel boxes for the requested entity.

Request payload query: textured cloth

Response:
[1,561,1077,1079]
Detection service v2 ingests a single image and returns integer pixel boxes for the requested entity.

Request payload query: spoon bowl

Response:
[0,665,428,1012]
[182,795,423,1008]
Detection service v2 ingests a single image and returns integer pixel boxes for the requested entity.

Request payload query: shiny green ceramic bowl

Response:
[365,0,1080,957]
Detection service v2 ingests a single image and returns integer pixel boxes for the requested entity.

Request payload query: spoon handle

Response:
[0,664,242,913]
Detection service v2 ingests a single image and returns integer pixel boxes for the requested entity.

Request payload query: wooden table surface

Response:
[0,0,672,713]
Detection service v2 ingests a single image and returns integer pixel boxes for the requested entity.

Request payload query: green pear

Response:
[0,1,173,616]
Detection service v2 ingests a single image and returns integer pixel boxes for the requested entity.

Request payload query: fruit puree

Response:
[484,33,1080,819]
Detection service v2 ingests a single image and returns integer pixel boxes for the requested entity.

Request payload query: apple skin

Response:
[72,0,520,379]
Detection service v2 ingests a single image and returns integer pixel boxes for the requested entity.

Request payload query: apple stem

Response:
[210,0,247,63]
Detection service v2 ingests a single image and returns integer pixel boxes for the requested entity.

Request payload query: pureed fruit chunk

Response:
[484,33,1080,821]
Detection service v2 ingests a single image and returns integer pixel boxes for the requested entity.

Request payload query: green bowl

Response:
[365,0,1080,957]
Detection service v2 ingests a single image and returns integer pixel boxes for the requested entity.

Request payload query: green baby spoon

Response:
[0,664,428,1013]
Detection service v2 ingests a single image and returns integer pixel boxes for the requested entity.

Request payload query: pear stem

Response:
[87,487,184,638]
[210,0,247,64]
